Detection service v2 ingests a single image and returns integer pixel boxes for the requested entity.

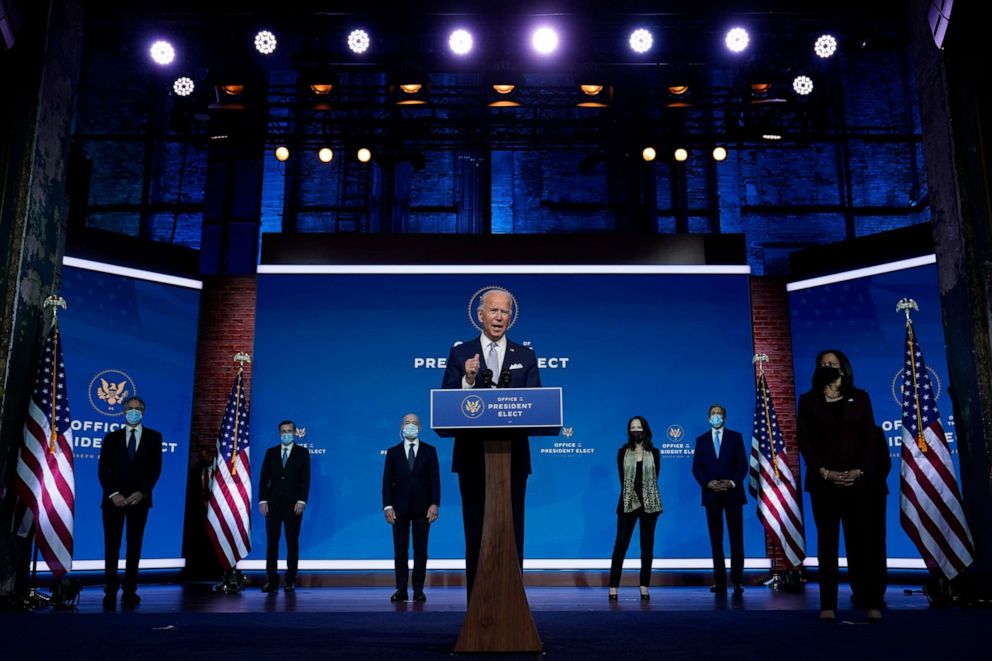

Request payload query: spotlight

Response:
[724,27,749,53]
[149,40,175,65]
[348,29,370,54]
[449,29,473,56]
[357,147,372,163]
[254,30,277,55]
[172,76,195,96]
[792,75,814,96]
[641,147,657,162]
[274,146,290,161]
[674,148,688,162]
[531,26,559,55]
[814,34,837,58]
[318,147,334,163]
[628,28,653,54]
[712,146,728,161]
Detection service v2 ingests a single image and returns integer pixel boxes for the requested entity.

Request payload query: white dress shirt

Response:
[462,334,507,388]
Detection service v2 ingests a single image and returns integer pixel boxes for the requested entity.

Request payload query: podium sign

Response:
[429,387,563,437]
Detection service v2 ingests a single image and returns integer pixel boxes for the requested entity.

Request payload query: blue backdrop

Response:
[788,260,958,561]
[250,272,764,563]
[60,265,200,565]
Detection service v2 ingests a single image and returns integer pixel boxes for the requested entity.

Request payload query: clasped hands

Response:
[820,467,864,487]
[110,492,144,507]
[706,480,734,492]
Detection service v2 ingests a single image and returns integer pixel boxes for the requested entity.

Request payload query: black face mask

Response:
[629,431,646,443]
[813,365,842,389]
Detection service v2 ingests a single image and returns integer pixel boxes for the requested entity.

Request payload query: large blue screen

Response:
[788,259,958,564]
[59,263,199,567]
[249,271,766,565]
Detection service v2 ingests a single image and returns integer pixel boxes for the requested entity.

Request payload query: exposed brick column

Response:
[181,276,256,577]
[750,276,801,571]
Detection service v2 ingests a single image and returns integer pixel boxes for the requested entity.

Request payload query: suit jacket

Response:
[258,443,311,512]
[797,387,878,494]
[98,426,163,508]
[382,440,441,517]
[441,336,542,476]
[691,428,748,506]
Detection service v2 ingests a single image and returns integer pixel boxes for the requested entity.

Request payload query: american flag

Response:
[205,368,252,570]
[13,324,75,577]
[899,319,974,579]
[749,372,806,568]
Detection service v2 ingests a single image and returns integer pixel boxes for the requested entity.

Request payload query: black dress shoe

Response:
[284,582,296,593]
[732,585,744,595]
[390,590,408,602]
[709,584,727,593]
[102,594,116,610]
[261,582,278,593]
[120,592,140,608]
[413,591,427,602]
[867,609,883,624]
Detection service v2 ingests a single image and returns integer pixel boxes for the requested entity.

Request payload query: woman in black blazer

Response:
[608,416,663,601]
[797,349,885,623]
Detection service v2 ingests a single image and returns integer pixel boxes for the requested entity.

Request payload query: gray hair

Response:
[477,288,513,313]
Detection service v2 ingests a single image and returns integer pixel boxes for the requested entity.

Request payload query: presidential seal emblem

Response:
[891,366,942,406]
[666,424,685,442]
[462,395,485,419]
[88,369,138,417]
[468,285,518,334]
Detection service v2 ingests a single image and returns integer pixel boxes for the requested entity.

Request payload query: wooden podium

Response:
[430,387,563,654]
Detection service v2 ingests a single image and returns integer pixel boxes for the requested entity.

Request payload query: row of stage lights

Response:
[270,145,729,165]
[151,24,838,99]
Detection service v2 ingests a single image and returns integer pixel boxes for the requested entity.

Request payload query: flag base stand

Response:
[214,568,247,594]
[765,569,805,592]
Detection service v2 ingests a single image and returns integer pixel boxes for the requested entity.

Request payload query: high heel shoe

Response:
[640,590,650,601]
[608,592,618,601]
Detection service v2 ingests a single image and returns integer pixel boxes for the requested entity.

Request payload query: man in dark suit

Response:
[98,396,163,609]
[382,413,441,602]
[691,403,748,595]
[441,288,541,598]
[258,419,311,592]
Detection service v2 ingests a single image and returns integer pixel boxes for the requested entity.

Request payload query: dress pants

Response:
[609,508,660,587]
[103,505,150,596]
[459,471,527,600]
[850,491,888,608]
[705,502,744,588]
[265,506,302,582]
[811,487,886,611]
[392,513,431,592]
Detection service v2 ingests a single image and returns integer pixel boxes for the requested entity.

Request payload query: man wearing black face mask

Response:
[797,350,884,624]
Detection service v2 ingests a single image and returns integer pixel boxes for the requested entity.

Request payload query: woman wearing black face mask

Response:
[797,350,885,624]
[608,416,662,601]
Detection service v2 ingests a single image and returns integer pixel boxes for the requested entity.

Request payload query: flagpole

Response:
[753,353,780,479]
[897,298,928,453]
[43,296,67,455]
[229,352,251,476]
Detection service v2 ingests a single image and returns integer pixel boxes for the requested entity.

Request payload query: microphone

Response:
[481,369,494,387]
[498,370,512,388]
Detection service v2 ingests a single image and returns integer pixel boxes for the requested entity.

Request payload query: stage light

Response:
[762,133,782,141]
[310,83,333,95]
[666,84,693,108]
[814,34,837,58]
[274,146,290,161]
[793,75,814,96]
[348,29,370,54]
[488,62,524,107]
[580,84,604,96]
[399,83,422,94]
[712,146,728,161]
[641,147,656,162]
[674,148,688,162]
[629,28,653,53]
[172,76,194,96]
[357,147,372,163]
[149,40,175,65]
[531,26,559,55]
[254,30,277,55]
[493,84,515,94]
[724,27,749,53]
[449,29,473,55]
[221,84,244,96]
[318,147,334,163]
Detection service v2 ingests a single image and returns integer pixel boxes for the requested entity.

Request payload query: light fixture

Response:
[531,26,559,55]
[221,84,244,96]
[149,40,175,65]
[493,84,515,94]
[712,146,728,161]
[580,84,604,95]
[254,30,277,55]
[814,34,837,58]
[576,81,610,108]
[487,64,524,108]
[348,29,370,54]
[399,83,422,94]
[674,148,689,162]
[449,29,474,56]
[666,84,693,108]
[793,75,814,96]
[762,133,782,141]
[724,27,749,53]
[318,147,334,163]
[642,147,657,162]
[629,28,653,54]
[357,147,372,163]
[172,77,195,96]
[274,146,290,161]
[310,83,333,95]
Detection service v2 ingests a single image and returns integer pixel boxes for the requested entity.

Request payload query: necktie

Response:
[486,341,499,375]
[407,443,416,471]
[714,430,722,456]
[282,447,288,467]
[128,429,137,461]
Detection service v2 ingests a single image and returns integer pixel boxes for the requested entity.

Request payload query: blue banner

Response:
[250,271,762,564]
[430,387,563,434]
[59,264,199,566]
[788,259,957,562]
